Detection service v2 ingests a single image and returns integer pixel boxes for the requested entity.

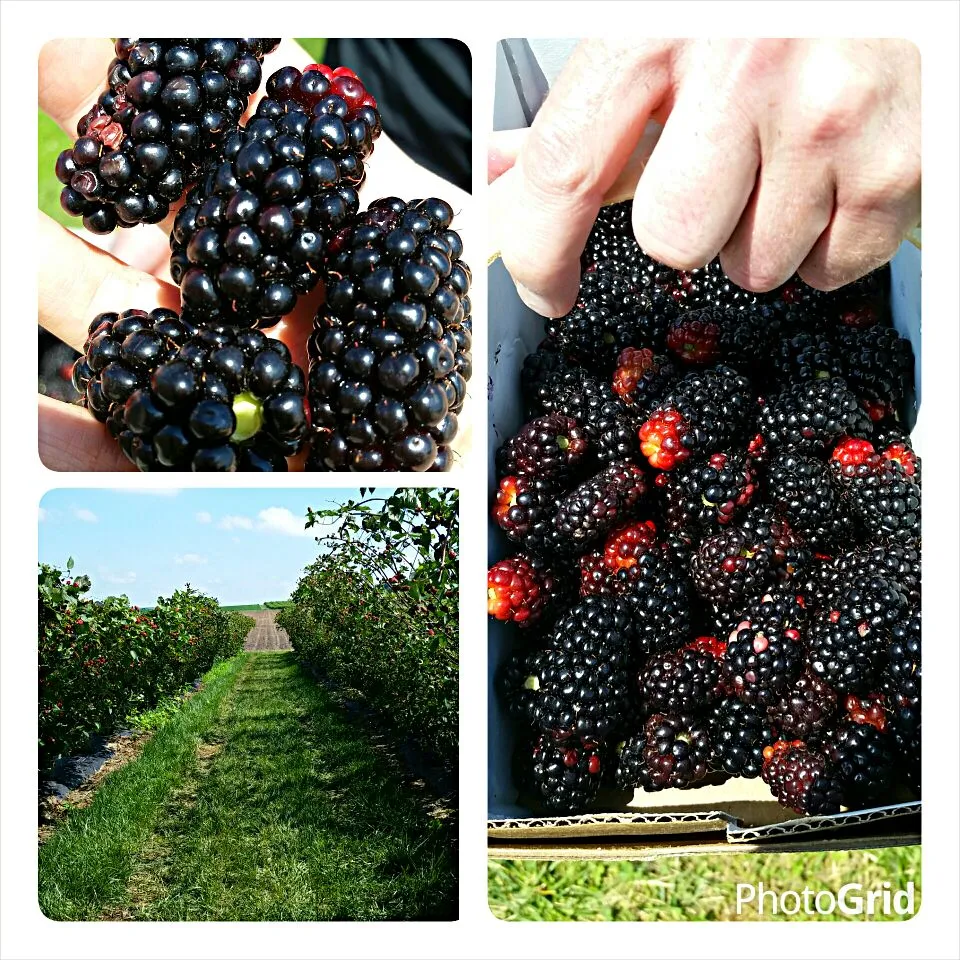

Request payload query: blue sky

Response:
[38,488,392,607]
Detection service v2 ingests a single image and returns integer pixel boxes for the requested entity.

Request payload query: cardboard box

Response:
[488,42,922,859]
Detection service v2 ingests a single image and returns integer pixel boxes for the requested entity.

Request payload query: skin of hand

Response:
[489,38,920,318]
[38,39,473,473]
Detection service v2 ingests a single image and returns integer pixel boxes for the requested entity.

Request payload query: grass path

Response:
[39,652,456,921]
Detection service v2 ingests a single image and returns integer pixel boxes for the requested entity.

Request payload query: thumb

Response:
[488,129,530,183]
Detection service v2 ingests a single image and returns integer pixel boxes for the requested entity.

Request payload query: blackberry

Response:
[170,64,383,328]
[614,732,660,791]
[495,414,588,482]
[884,614,921,707]
[306,197,471,471]
[738,504,811,578]
[487,556,551,627]
[639,365,754,470]
[638,641,725,714]
[530,733,603,813]
[499,648,548,728]
[761,740,843,815]
[709,699,778,778]
[842,456,921,544]
[665,309,723,365]
[766,452,838,542]
[611,348,677,418]
[714,586,808,645]
[889,701,921,794]
[553,462,648,550]
[837,325,914,418]
[491,474,560,556]
[520,342,570,413]
[768,332,844,387]
[545,268,645,370]
[723,615,804,705]
[661,451,758,539]
[669,259,759,314]
[807,576,907,693]
[758,377,873,455]
[602,520,659,570]
[72,307,199,410]
[767,670,839,741]
[643,713,712,789]
[56,39,280,233]
[691,527,775,608]
[581,547,692,659]
[580,200,647,275]
[528,368,639,466]
[74,316,307,471]
[820,720,896,806]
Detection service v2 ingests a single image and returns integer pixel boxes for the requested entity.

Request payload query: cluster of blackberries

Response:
[60,46,470,471]
[490,200,920,815]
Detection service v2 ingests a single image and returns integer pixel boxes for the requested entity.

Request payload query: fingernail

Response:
[514,281,558,319]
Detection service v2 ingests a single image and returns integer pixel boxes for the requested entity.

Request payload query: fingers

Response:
[39,38,116,138]
[495,39,676,316]
[38,213,179,352]
[39,395,135,472]
[488,129,528,183]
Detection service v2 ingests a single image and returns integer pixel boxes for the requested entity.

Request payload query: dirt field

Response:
[242,610,292,652]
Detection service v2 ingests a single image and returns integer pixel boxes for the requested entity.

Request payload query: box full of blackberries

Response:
[487,202,921,858]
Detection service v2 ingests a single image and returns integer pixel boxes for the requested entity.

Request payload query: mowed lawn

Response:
[40,652,456,921]
[488,845,920,921]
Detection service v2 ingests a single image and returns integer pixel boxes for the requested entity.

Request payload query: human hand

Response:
[490,39,920,317]
[38,39,474,472]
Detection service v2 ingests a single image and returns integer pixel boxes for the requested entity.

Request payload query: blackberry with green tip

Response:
[170,64,383,328]
[643,713,712,789]
[638,642,725,714]
[661,450,758,539]
[761,739,843,815]
[306,197,471,471]
[530,733,603,812]
[553,462,648,550]
[495,413,588,482]
[638,365,754,470]
[709,699,778,778]
[768,332,844,387]
[819,720,896,805]
[758,377,873,454]
[86,323,307,471]
[614,732,660,791]
[723,614,804,705]
[57,39,280,233]
[499,648,549,729]
[766,670,839,741]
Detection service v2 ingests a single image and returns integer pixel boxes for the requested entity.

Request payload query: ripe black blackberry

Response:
[528,367,641,466]
[76,321,308,471]
[819,720,896,806]
[170,64,383,328]
[739,504,811,579]
[614,732,661,791]
[884,614,921,708]
[691,526,775,608]
[758,377,873,455]
[766,452,838,542]
[56,39,280,233]
[889,701,921,794]
[768,332,844,388]
[843,456,921,544]
[807,576,907,693]
[638,640,725,714]
[723,614,804,705]
[580,200,648,275]
[553,462,648,550]
[519,342,570,414]
[837,324,914,418]
[761,740,843,815]
[714,586,808,648]
[545,268,645,370]
[709,699,778,778]
[72,307,199,411]
[530,733,603,813]
[767,670,839,741]
[661,451,758,539]
[492,474,561,557]
[643,713,712,789]
[498,648,549,729]
[306,197,471,471]
[495,413,588,482]
[638,365,754,470]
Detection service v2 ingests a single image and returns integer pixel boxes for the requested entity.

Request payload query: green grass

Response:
[488,846,921,921]
[219,603,264,611]
[40,651,456,921]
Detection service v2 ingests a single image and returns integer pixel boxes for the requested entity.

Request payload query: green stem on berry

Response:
[231,392,263,443]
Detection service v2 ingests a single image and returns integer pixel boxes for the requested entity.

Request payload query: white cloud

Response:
[175,553,208,565]
[101,570,136,585]
[110,488,180,497]
[38,507,47,522]
[72,508,98,523]
[196,511,212,524]
[218,515,254,531]
[257,507,309,537]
